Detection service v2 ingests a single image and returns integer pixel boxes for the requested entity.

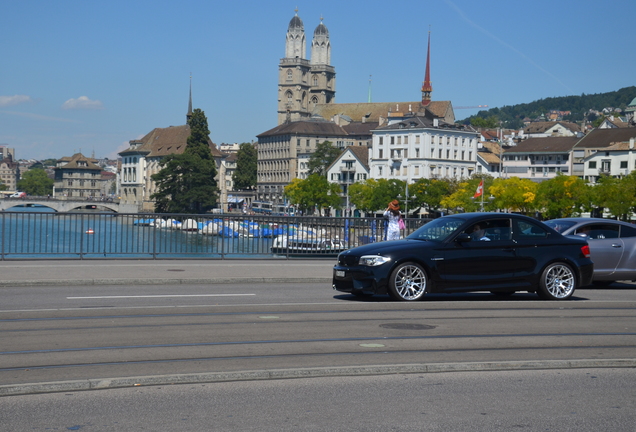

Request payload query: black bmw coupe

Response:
[333,213,593,301]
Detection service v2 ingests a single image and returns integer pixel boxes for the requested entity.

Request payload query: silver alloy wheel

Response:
[544,263,575,299]
[392,263,427,301]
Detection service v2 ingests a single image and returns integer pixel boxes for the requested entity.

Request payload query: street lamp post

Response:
[397,183,416,217]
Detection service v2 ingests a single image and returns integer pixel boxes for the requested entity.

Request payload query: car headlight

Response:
[359,255,391,266]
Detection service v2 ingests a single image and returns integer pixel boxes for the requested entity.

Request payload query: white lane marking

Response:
[66,294,256,299]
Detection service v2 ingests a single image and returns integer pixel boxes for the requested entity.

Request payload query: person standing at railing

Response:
[383,200,402,241]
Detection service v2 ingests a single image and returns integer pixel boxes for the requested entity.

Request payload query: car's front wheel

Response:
[388,262,428,301]
[537,262,576,300]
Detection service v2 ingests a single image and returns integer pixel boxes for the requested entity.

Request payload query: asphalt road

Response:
[3,368,635,431]
[2,281,635,397]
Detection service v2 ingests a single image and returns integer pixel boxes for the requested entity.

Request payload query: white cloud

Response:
[61,96,104,110]
[0,95,33,107]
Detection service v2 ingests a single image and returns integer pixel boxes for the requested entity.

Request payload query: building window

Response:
[620,161,628,169]
[286,70,292,81]
[589,161,597,169]
[379,149,383,159]
[390,136,395,145]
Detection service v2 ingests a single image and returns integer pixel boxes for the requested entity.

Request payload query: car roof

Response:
[443,212,540,222]
[547,217,635,227]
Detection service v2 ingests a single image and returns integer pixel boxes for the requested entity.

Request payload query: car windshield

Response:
[544,220,577,233]
[407,217,466,242]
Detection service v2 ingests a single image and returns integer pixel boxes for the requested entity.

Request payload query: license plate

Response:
[335,270,345,278]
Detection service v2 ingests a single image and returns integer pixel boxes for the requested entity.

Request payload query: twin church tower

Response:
[277,11,336,125]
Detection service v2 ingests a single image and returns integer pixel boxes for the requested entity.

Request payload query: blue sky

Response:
[2,0,635,161]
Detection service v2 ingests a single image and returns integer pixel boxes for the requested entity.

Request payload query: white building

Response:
[502,137,578,181]
[326,146,369,216]
[369,114,479,182]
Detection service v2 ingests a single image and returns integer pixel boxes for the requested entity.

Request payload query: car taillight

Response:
[581,244,591,258]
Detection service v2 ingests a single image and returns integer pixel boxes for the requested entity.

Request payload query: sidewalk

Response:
[0,259,335,287]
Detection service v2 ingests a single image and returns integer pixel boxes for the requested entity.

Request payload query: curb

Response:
[0,277,333,287]
[2,359,635,396]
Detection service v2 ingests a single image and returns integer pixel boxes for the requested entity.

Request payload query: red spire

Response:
[421,31,432,106]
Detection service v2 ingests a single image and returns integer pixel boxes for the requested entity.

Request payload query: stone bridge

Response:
[0,197,140,213]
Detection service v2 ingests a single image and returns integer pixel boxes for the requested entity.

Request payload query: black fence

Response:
[0,211,430,260]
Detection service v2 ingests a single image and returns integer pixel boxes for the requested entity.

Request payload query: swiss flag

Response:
[473,179,484,198]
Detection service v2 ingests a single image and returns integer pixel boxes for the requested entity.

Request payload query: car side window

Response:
[514,220,548,239]
[575,224,619,240]
[620,224,636,238]
[464,219,511,242]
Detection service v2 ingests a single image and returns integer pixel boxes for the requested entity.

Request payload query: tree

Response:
[16,168,54,196]
[489,177,539,214]
[307,140,341,176]
[150,108,219,213]
[470,116,499,129]
[593,174,636,220]
[410,178,454,213]
[348,178,404,214]
[536,174,589,219]
[284,174,340,214]
[232,142,257,190]
[441,177,495,213]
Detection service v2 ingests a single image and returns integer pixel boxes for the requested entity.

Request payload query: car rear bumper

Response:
[579,263,594,287]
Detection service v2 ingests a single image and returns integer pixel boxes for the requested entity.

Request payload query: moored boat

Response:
[270,235,346,256]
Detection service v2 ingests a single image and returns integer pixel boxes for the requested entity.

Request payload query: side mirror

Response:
[456,233,472,242]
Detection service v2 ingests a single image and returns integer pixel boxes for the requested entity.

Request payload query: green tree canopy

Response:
[16,168,53,196]
[307,141,341,176]
[284,174,341,214]
[410,178,454,213]
[489,177,539,214]
[536,174,590,219]
[232,142,257,190]
[592,174,636,220]
[150,108,219,213]
[348,178,405,214]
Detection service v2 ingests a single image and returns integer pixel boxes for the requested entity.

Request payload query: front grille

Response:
[338,255,359,267]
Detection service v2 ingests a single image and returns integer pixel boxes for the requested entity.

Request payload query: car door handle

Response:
[611,244,622,248]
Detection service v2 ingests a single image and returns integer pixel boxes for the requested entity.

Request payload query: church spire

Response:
[187,74,193,122]
[421,30,433,107]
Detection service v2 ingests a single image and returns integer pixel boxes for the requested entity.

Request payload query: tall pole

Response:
[405,183,409,217]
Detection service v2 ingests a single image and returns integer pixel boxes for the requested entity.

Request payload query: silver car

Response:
[544,218,636,285]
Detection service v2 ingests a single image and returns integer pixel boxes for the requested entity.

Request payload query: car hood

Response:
[340,239,431,257]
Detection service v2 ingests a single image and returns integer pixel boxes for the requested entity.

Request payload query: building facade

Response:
[53,153,103,198]
[369,114,480,182]
[119,123,226,212]
[572,128,636,182]
[0,146,18,192]
[326,145,369,216]
[256,119,350,204]
[502,137,578,181]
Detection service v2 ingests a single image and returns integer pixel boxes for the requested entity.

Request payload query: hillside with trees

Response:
[461,86,636,129]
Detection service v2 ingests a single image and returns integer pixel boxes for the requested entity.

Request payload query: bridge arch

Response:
[0,198,126,213]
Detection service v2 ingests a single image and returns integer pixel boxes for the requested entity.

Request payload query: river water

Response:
[0,206,279,259]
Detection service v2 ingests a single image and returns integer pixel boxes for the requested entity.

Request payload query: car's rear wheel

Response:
[388,262,427,301]
[537,262,576,300]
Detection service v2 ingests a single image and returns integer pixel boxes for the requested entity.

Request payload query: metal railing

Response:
[0,211,430,260]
